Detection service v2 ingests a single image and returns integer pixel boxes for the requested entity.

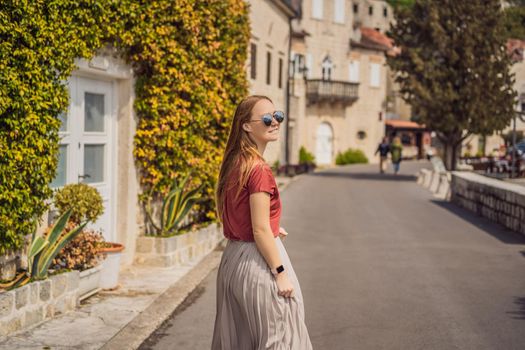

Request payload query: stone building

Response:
[287,0,391,165]
[351,0,394,34]
[245,0,296,166]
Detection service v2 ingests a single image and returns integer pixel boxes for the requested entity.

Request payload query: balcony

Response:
[305,79,359,106]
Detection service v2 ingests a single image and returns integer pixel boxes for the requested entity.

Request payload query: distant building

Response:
[245,0,295,165]
[352,0,394,34]
[287,0,391,165]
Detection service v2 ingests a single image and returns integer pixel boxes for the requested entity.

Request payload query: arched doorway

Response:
[316,122,333,165]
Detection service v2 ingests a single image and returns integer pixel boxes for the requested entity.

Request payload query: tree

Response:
[387,0,517,170]
[386,0,415,9]
[502,1,525,39]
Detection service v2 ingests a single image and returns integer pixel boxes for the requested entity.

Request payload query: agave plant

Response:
[0,209,87,291]
[143,171,205,236]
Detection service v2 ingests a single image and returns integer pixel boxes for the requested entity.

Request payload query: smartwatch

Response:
[270,264,285,276]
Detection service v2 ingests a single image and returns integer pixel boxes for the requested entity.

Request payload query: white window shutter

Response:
[306,53,313,78]
[312,0,323,19]
[334,0,345,23]
[290,50,296,76]
[370,63,380,87]
[349,60,360,82]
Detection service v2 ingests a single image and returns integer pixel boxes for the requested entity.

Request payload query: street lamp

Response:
[510,109,525,178]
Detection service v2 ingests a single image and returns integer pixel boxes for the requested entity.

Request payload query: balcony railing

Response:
[305,79,359,106]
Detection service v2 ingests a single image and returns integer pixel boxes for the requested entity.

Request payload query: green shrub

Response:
[0,1,114,254]
[299,146,315,165]
[335,148,368,165]
[0,0,250,254]
[53,183,104,225]
[143,171,205,236]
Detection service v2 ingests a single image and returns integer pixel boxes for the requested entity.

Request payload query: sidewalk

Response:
[0,168,311,350]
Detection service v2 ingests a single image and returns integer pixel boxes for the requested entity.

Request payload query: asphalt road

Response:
[139,161,525,350]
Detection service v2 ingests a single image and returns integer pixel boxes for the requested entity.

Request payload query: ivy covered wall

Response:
[0,0,250,254]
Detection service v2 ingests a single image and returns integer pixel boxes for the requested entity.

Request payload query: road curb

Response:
[100,248,224,350]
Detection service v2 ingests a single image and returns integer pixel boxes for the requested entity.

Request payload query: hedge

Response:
[0,0,249,254]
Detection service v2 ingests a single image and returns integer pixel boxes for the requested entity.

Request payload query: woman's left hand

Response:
[279,227,289,240]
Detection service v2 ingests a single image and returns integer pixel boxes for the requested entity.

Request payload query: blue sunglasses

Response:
[248,111,285,126]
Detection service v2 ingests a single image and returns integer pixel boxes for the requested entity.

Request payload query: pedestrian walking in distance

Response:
[211,95,313,350]
[390,136,403,175]
[374,136,390,173]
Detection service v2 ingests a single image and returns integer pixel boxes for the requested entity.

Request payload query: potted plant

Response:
[0,209,87,291]
[52,228,106,299]
[97,239,125,290]
[52,183,107,297]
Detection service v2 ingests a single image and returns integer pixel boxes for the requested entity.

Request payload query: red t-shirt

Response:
[222,161,282,242]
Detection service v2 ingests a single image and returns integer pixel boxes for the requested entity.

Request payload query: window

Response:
[58,111,67,132]
[334,0,345,23]
[291,52,305,76]
[312,0,323,19]
[50,145,68,187]
[250,43,257,79]
[369,5,373,16]
[383,6,388,17]
[322,56,333,80]
[305,53,312,78]
[266,51,271,85]
[349,60,360,82]
[353,3,358,14]
[278,58,283,89]
[85,93,105,132]
[370,63,380,87]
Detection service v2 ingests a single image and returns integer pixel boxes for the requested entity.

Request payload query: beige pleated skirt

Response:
[211,235,313,350]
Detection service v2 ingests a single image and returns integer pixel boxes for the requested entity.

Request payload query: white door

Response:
[316,122,333,165]
[51,75,116,241]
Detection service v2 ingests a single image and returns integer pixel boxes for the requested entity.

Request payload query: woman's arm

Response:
[250,191,294,298]
[249,192,282,270]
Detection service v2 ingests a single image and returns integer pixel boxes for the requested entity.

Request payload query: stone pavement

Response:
[0,165,310,350]
[0,255,213,350]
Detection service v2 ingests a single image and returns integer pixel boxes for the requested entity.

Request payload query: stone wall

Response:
[450,172,525,235]
[0,270,79,336]
[134,222,224,267]
[416,168,451,200]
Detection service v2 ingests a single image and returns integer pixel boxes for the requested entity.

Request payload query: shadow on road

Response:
[430,200,525,245]
[507,296,525,320]
[309,171,417,182]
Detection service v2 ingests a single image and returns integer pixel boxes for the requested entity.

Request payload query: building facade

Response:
[352,0,394,34]
[246,0,295,166]
[288,0,390,165]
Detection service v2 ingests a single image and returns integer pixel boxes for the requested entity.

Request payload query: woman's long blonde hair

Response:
[214,95,273,222]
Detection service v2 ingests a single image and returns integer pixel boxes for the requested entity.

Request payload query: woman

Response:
[211,95,313,349]
[390,136,403,175]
